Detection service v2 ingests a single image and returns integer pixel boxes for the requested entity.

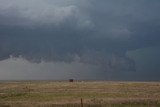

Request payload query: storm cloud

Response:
[0,0,160,80]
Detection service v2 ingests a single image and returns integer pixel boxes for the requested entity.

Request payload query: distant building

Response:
[69,79,74,82]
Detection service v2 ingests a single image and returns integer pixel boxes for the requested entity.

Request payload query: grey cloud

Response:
[0,0,160,80]
[0,0,93,28]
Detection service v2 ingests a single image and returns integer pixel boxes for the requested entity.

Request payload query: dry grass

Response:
[0,81,160,107]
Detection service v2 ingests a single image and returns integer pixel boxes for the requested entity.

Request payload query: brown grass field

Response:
[0,81,160,107]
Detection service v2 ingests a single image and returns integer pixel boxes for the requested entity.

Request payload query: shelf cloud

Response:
[0,0,160,80]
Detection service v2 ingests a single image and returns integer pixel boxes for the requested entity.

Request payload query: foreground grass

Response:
[0,81,160,107]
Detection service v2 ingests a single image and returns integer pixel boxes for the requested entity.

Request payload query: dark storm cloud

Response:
[0,0,160,79]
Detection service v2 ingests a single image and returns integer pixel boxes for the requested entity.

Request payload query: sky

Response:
[0,0,160,81]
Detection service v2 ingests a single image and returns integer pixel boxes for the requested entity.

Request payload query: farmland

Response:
[0,81,160,107]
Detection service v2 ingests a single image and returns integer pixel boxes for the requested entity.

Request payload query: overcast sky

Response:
[0,0,160,81]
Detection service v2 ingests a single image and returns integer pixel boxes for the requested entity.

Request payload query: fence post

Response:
[81,98,83,107]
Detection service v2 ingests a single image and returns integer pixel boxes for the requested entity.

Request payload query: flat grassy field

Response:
[0,81,160,107]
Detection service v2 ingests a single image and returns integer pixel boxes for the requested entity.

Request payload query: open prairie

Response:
[0,81,160,107]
